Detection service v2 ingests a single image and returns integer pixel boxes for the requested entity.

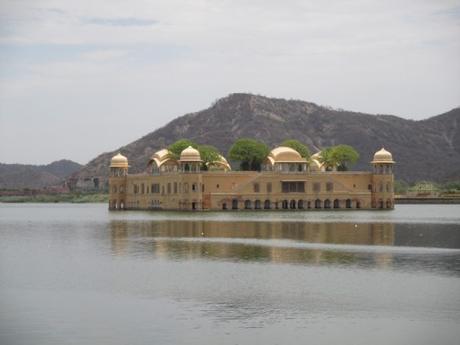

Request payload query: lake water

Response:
[1,204,460,345]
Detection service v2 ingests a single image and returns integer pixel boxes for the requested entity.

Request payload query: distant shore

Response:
[395,196,460,204]
[0,193,109,203]
[1,193,459,205]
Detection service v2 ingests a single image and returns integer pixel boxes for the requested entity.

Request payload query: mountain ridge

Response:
[74,93,460,186]
[0,159,83,189]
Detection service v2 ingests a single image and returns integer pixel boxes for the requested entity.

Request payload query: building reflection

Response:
[110,220,395,268]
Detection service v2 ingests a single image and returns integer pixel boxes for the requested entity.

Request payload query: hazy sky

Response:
[0,0,459,165]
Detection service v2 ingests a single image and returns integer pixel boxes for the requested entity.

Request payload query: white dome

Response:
[371,148,395,164]
[179,146,202,162]
[110,153,129,168]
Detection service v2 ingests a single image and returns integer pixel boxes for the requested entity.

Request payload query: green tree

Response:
[168,139,197,159]
[281,139,311,159]
[394,180,409,194]
[197,145,221,170]
[318,147,337,171]
[332,145,360,171]
[228,138,269,171]
[319,145,359,171]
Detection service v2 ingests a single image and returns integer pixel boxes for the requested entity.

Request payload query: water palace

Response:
[108,146,395,211]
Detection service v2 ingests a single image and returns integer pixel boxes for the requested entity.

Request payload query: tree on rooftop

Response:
[332,145,359,171]
[168,139,197,159]
[281,139,311,159]
[197,145,221,171]
[319,145,359,171]
[228,138,269,171]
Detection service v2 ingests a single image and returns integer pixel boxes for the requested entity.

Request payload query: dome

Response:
[149,149,176,167]
[180,146,202,162]
[268,146,306,163]
[371,148,395,164]
[110,153,129,168]
[207,154,231,171]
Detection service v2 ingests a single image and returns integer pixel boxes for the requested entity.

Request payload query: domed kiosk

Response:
[371,148,395,209]
[263,146,307,172]
[110,153,129,176]
[180,146,202,172]
[109,153,129,210]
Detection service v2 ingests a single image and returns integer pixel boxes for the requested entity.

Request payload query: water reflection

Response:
[109,220,460,274]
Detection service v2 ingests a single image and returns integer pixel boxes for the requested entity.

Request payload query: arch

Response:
[298,200,304,209]
[315,199,322,209]
[244,200,252,209]
[356,200,361,209]
[222,202,227,210]
[379,199,384,209]
[232,199,238,210]
[282,200,289,209]
[346,199,352,209]
[264,200,271,209]
[255,200,261,209]
[333,199,340,209]
[307,200,311,209]
[386,199,392,209]
[324,199,331,209]
[290,200,296,209]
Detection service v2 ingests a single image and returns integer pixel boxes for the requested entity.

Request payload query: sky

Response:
[0,0,459,165]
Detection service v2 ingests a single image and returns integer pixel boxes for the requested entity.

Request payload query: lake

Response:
[1,204,459,345]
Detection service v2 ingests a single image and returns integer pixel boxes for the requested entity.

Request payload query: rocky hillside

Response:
[0,160,82,189]
[75,93,460,185]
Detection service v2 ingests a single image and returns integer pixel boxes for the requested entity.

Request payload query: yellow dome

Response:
[371,148,395,164]
[268,146,306,163]
[110,153,129,168]
[149,149,176,167]
[180,146,202,162]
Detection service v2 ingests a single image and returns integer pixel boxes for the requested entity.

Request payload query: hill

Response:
[74,93,460,186]
[0,159,83,189]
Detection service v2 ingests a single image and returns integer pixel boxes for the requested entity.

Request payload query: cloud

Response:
[82,17,158,27]
[0,0,459,164]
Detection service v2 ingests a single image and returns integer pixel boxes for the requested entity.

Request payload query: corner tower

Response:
[371,148,395,209]
[109,153,129,210]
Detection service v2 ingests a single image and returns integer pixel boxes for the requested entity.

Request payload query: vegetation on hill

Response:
[72,93,460,185]
[0,160,83,190]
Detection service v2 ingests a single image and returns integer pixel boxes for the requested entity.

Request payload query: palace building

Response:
[108,146,395,211]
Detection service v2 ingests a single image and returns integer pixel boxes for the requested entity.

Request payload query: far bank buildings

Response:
[109,146,395,211]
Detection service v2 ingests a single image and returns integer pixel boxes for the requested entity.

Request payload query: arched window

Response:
[244,200,252,209]
[264,200,271,209]
[386,199,392,208]
[324,199,331,209]
[346,199,352,208]
[282,200,289,209]
[290,200,296,209]
[298,200,304,209]
[232,199,238,210]
[315,199,322,209]
[255,200,261,209]
[333,199,340,208]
